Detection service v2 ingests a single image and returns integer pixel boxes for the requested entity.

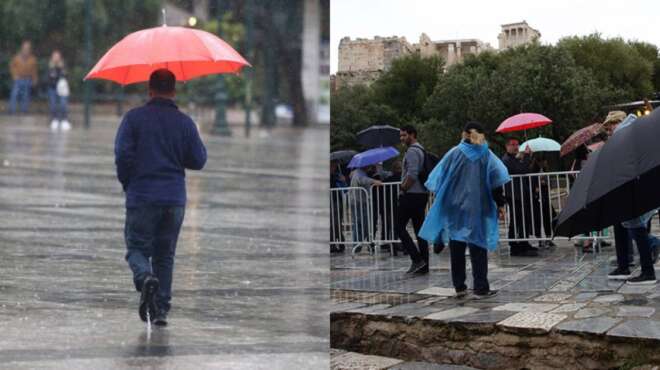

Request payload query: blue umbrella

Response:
[347,146,399,168]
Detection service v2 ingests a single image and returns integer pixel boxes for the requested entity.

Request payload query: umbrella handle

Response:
[162,8,167,27]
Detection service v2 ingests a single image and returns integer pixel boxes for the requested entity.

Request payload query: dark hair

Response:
[506,137,520,144]
[400,125,417,137]
[149,69,176,95]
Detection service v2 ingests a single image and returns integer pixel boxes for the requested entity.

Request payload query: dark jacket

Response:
[47,65,66,89]
[501,152,533,200]
[114,97,207,207]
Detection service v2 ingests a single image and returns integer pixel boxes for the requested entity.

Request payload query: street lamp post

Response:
[84,0,93,128]
[213,1,231,136]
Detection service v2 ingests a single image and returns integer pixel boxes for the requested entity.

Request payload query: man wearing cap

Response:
[419,122,510,298]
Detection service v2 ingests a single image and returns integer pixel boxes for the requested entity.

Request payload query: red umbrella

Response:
[85,26,250,85]
[496,113,552,133]
[559,122,603,157]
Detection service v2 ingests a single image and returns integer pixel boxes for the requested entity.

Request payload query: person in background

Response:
[349,164,382,252]
[530,154,557,248]
[8,40,38,115]
[397,125,431,274]
[501,138,538,257]
[330,160,347,253]
[47,50,71,131]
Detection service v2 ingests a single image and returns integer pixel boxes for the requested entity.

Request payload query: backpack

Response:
[411,144,439,188]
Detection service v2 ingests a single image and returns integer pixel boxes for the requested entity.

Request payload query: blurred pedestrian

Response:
[46,50,71,131]
[8,40,38,115]
[419,122,510,298]
[398,125,430,274]
[349,164,382,252]
[531,155,557,248]
[115,69,207,326]
[501,137,538,256]
[330,160,347,252]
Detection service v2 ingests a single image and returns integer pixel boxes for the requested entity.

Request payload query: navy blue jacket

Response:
[114,97,207,208]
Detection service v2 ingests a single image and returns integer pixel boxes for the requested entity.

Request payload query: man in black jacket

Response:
[501,138,539,257]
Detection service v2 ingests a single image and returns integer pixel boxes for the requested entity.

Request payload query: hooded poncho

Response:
[419,141,511,251]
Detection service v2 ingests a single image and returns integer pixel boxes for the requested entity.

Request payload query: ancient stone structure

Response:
[498,20,541,50]
[335,21,540,89]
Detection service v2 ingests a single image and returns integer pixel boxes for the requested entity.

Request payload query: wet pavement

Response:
[331,241,660,340]
[0,114,329,369]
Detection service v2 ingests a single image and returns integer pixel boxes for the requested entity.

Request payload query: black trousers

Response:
[614,223,634,269]
[507,197,533,250]
[449,240,489,293]
[330,193,344,243]
[396,193,429,264]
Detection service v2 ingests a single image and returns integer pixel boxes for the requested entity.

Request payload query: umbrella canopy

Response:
[85,26,250,85]
[496,113,552,133]
[356,125,400,148]
[347,147,399,169]
[519,137,561,152]
[555,108,660,237]
[560,123,603,157]
[330,150,357,164]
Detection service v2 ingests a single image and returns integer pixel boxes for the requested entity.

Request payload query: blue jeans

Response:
[125,206,185,313]
[8,78,32,114]
[47,88,68,120]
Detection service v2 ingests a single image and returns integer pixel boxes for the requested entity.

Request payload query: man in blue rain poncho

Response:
[419,122,510,299]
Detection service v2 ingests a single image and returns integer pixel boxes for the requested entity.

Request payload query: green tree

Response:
[371,54,443,122]
[424,44,610,153]
[557,34,654,100]
[330,84,397,151]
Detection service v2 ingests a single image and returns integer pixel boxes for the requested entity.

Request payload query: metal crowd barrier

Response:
[330,171,616,256]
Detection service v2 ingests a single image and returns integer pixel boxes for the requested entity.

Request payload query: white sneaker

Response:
[50,119,60,130]
[61,120,71,131]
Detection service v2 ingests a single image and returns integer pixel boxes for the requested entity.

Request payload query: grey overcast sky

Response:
[331,0,660,73]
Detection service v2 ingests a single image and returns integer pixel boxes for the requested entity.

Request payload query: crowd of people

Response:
[331,110,660,296]
[6,40,71,130]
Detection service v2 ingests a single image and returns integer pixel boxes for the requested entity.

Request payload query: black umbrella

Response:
[356,125,400,148]
[330,150,357,164]
[555,109,660,237]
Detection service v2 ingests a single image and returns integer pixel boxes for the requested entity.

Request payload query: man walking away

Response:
[397,125,430,274]
[8,41,37,115]
[115,69,207,326]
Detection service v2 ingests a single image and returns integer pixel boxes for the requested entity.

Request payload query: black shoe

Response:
[406,261,427,274]
[139,275,160,322]
[455,289,468,299]
[607,268,632,280]
[601,240,611,247]
[473,290,498,300]
[433,243,445,254]
[153,311,168,327]
[626,274,657,285]
[415,264,429,274]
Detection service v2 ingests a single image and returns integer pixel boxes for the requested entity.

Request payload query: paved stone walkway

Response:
[331,242,660,368]
[0,114,329,369]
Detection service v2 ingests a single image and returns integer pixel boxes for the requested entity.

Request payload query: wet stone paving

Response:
[331,238,660,359]
[0,115,329,369]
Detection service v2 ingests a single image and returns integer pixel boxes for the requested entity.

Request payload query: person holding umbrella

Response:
[115,69,207,326]
[419,122,510,298]
[501,138,538,256]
